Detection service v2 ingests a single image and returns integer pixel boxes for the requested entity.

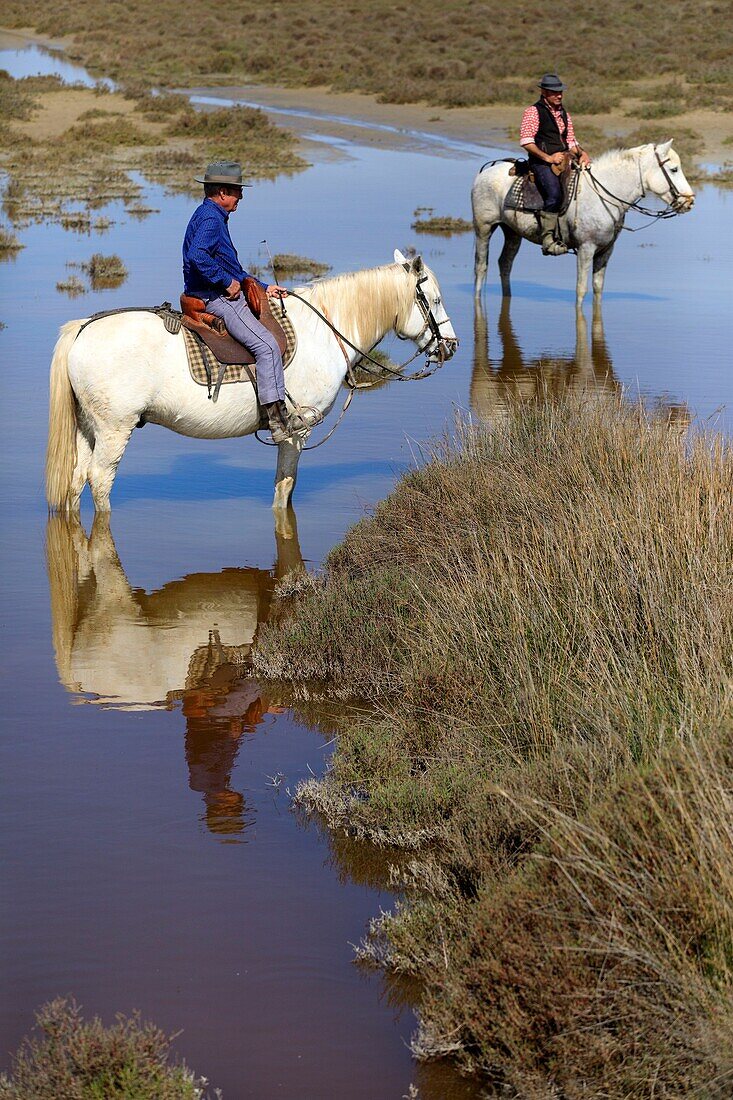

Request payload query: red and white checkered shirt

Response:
[520,104,578,150]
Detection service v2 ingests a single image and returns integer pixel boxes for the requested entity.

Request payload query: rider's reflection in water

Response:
[470,298,618,422]
[183,668,284,838]
[46,511,303,840]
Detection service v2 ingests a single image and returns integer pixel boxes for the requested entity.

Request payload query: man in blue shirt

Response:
[183,161,297,442]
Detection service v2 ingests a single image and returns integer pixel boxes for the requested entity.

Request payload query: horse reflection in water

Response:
[46,512,304,838]
[471,301,692,431]
[470,300,618,422]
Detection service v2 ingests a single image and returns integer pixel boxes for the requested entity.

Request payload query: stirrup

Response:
[542,237,568,256]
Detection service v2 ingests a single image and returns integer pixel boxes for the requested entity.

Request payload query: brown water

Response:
[1,40,732,1098]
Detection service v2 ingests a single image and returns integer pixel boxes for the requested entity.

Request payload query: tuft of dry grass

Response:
[257,393,733,1094]
[80,251,127,288]
[411,215,472,235]
[55,275,86,297]
[0,998,214,1099]
[0,224,23,257]
[271,253,331,278]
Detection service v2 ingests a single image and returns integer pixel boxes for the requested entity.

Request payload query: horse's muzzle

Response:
[440,337,459,361]
[674,193,695,212]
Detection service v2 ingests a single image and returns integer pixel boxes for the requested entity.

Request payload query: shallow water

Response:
[1,38,732,1098]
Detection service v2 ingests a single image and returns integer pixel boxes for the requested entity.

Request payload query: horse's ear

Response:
[656,139,673,156]
[410,255,424,274]
[393,248,410,270]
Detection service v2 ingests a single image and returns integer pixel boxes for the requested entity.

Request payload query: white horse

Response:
[472,141,694,306]
[46,251,457,514]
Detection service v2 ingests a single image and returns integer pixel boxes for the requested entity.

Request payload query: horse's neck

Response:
[309,266,405,353]
[592,151,644,207]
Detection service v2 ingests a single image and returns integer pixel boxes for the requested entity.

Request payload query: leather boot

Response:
[264,400,308,444]
[539,211,568,256]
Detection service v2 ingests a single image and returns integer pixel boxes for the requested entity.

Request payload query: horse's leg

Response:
[87,422,135,512]
[70,423,94,512]
[473,221,497,298]
[592,240,615,301]
[575,243,596,308]
[498,226,522,298]
[273,436,303,512]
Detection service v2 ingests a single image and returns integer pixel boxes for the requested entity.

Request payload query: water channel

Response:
[1,33,732,1098]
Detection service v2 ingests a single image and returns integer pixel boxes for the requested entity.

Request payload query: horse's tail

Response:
[45,514,83,691]
[46,319,86,512]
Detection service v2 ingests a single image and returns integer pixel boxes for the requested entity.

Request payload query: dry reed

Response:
[257,393,733,1094]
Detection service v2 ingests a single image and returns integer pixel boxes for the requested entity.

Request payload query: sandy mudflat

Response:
[187,82,733,166]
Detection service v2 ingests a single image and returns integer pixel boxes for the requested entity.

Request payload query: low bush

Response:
[0,998,214,1099]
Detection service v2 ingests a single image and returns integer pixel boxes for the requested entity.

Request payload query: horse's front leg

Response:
[273,436,304,512]
[575,243,596,308]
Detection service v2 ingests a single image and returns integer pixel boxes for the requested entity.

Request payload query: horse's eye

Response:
[670,167,678,173]
[434,297,441,306]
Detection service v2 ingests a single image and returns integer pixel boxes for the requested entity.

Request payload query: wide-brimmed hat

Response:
[538,73,567,91]
[194,160,252,186]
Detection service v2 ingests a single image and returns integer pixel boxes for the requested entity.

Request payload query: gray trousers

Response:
[205,293,285,405]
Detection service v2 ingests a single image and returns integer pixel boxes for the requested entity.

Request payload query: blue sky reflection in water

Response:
[1,40,732,1099]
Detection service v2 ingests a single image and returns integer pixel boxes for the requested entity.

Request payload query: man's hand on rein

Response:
[266,285,289,299]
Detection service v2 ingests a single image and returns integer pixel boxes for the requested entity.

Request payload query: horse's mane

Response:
[591,145,649,170]
[301,263,417,348]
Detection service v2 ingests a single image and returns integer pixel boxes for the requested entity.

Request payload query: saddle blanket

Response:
[183,311,297,394]
[504,175,544,212]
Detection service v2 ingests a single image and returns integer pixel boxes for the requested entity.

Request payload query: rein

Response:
[254,279,451,451]
[286,279,450,384]
[585,151,685,229]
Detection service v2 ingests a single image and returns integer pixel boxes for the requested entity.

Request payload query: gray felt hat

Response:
[538,73,567,91]
[194,160,252,186]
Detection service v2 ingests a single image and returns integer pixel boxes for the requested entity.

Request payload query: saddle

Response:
[180,277,288,366]
[505,153,576,214]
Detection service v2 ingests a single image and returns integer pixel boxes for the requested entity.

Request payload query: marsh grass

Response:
[0,998,214,1099]
[257,394,733,1093]
[3,1,732,118]
[0,77,306,227]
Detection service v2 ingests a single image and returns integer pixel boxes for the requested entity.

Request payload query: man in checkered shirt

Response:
[520,73,592,255]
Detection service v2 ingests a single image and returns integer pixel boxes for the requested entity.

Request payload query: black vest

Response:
[528,98,569,165]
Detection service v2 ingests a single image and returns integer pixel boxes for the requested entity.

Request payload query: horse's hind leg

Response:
[70,423,94,512]
[498,226,522,298]
[473,222,497,298]
[592,240,615,302]
[88,422,135,512]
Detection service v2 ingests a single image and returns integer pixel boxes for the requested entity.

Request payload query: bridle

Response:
[653,149,686,210]
[254,274,457,451]
[585,148,691,224]
[411,274,447,352]
[288,272,455,382]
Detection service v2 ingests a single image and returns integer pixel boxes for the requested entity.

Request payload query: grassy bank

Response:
[0,71,306,227]
[255,395,733,1095]
[0,999,214,1098]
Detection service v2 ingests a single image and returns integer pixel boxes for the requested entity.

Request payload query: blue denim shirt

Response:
[182,198,266,299]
